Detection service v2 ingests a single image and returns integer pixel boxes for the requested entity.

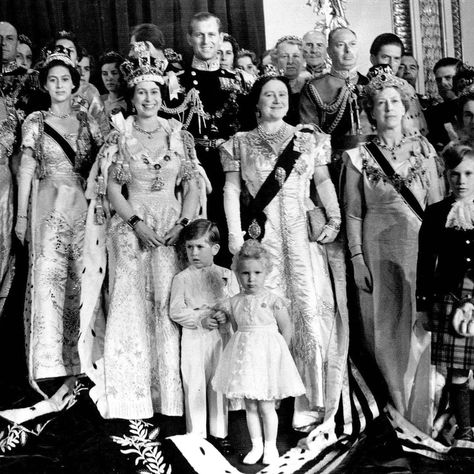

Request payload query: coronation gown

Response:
[80,115,201,419]
[220,126,349,429]
[20,111,103,387]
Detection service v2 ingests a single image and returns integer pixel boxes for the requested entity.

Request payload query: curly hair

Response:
[232,240,273,273]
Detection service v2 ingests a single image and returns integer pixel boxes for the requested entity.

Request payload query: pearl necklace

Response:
[257,122,288,144]
[133,120,161,139]
[374,136,406,160]
[48,108,73,119]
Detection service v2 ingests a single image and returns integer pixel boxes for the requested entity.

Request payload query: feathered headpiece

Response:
[120,42,166,87]
[364,64,406,96]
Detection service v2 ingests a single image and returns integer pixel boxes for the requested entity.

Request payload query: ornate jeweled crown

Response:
[456,65,474,96]
[364,65,406,96]
[120,42,166,87]
[43,45,75,68]
[260,64,281,78]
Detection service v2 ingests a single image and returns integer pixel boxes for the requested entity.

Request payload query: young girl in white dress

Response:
[212,240,305,465]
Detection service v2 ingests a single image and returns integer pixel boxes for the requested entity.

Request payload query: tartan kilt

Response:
[430,293,474,369]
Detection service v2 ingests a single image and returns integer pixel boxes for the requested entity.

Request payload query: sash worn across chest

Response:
[43,121,77,168]
[242,130,312,240]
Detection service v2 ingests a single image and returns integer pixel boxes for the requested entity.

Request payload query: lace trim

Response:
[446,199,474,230]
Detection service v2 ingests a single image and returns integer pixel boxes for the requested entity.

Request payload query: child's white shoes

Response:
[242,438,263,464]
[263,442,279,465]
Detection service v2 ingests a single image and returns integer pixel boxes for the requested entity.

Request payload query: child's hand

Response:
[213,310,228,324]
[201,315,219,330]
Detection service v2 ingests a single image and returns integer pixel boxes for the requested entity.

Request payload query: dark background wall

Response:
[0,0,265,67]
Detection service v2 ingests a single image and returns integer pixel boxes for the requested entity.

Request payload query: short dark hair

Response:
[433,57,462,74]
[181,219,221,245]
[443,142,474,170]
[370,33,404,56]
[130,23,165,50]
[53,30,82,61]
[99,50,124,69]
[328,27,357,48]
[39,59,81,94]
[249,75,291,109]
[458,92,474,127]
[188,12,222,35]
[222,34,239,63]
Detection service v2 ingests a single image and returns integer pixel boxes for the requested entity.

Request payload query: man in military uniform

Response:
[177,12,248,266]
[302,30,328,78]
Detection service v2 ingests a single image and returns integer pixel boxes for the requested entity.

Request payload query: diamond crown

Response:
[120,42,166,87]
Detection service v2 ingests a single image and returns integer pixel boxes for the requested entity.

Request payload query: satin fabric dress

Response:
[344,137,443,434]
[0,112,16,315]
[221,128,349,430]
[81,116,201,419]
[21,111,103,385]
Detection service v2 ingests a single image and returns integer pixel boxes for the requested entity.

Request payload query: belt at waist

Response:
[238,325,278,333]
[194,138,226,150]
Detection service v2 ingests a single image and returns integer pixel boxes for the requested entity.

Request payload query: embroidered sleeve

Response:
[99,130,131,185]
[21,111,41,154]
[87,113,105,148]
[179,131,199,182]
[313,131,331,167]
[219,134,242,172]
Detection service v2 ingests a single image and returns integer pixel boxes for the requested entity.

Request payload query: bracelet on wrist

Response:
[127,215,142,229]
[175,217,190,227]
[17,215,27,220]
[327,217,341,231]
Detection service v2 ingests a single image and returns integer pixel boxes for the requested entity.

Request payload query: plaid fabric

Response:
[431,293,474,369]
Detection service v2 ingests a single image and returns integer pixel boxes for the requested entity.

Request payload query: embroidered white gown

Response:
[81,116,201,419]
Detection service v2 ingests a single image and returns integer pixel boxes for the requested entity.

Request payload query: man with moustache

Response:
[302,29,328,78]
[177,12,248,268]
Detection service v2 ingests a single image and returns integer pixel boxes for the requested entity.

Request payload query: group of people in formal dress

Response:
[1,9,474,468]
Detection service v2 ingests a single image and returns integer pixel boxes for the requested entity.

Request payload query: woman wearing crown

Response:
[343,67,444,433]
[79,43,202,419]
[14,45,104,395]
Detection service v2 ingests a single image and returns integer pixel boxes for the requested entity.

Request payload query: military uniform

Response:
[178,57,249,266]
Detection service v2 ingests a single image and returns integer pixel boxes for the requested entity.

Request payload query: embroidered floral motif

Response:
[362,154,428,190]
[111,420,171,474]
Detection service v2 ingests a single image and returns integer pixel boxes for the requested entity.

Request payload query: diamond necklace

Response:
[133,120,161,139]
[257,122,288,144]
[47,108,73,119]
[373,136,406,160]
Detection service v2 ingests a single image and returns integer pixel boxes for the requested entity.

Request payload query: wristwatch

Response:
[176,217,190,227]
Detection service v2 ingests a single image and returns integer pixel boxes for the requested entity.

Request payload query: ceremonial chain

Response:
[257,122,288,144]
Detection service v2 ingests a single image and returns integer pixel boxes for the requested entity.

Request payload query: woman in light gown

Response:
[343,70,444,433]
[220,69,348,431]
[15,46,103,393]
[80,45,201,419]
[0,103,17,315]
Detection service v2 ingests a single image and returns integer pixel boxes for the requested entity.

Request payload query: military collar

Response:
[328,66,359,83]
[191,56,220,72]
[1,60,26,75]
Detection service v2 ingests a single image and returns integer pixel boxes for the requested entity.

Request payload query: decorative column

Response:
[451,0,463,60]
[391,0,413,55]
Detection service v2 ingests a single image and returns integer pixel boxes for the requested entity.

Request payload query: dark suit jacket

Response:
[416,196,474,311]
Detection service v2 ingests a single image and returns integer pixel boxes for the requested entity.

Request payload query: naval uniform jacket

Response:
[416,196,474,368]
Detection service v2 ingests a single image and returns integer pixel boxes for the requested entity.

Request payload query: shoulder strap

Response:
[43,121,76,168]
[365,140,424,221]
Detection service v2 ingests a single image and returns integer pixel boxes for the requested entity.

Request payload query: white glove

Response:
[223,180,244,255]
[315,178,341,243]
[16,152,36,244]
